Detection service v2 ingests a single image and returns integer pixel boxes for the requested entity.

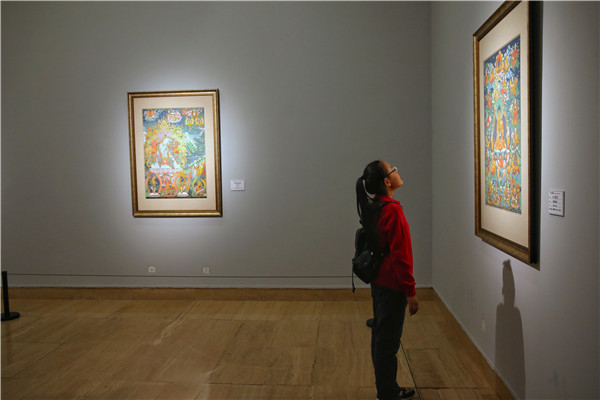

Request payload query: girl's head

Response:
[361,160,403,196]
[355,160,403,226]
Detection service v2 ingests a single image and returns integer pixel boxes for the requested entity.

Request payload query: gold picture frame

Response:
[128,90,222,217]
[473,1,533,263]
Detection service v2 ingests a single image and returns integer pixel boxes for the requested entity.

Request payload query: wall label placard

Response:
[548,190,565,217]
[230,180,245,191]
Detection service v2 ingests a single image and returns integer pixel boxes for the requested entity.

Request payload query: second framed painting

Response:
[473,1,533,263]
[128,90,222,217]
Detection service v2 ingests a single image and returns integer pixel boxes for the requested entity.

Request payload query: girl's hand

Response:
[407,295,419,316]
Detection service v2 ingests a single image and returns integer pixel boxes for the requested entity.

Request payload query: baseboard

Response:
[433,288,519,400]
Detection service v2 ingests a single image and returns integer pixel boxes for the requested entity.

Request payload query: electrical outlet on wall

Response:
[202,266,210,275]
[148,266,156,274]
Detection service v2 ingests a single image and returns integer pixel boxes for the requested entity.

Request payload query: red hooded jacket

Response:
[372,195,416,297]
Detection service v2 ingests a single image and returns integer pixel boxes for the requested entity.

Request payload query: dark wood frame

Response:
[473,1,533,263]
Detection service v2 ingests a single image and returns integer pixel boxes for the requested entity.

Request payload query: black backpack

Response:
[352,202,390,292]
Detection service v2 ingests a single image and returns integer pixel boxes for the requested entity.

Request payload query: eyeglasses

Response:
[385,166,398,177]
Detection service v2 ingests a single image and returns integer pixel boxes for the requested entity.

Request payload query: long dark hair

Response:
[355,160,388,248]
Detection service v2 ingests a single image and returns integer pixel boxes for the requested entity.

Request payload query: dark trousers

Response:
[371,283,407,400]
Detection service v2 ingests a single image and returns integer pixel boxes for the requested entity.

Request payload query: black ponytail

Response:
[355,160,388,248]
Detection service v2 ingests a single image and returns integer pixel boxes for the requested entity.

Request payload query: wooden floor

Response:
[1,288,513,400]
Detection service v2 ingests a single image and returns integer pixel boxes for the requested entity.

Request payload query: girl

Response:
[355,160,418,400]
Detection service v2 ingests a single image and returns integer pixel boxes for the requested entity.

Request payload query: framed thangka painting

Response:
[128,90,222,217]
[473,1,533,263]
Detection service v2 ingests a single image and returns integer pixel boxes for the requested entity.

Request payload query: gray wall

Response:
[1,2,432,288]
[431,2,599,400]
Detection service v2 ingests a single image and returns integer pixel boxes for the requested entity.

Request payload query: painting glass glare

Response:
[143,108,207,199]
[483,35,521,214]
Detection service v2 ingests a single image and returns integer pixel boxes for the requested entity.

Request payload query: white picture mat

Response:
[478,2,529,247]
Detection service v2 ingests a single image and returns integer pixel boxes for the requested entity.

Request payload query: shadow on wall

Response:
[495,260,526,399]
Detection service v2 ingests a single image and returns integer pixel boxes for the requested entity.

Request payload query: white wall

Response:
[1,2,432,288]
[432,2,599,399]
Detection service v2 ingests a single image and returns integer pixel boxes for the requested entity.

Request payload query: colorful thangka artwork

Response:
[143,108,207,199]
[483,36,522,214]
